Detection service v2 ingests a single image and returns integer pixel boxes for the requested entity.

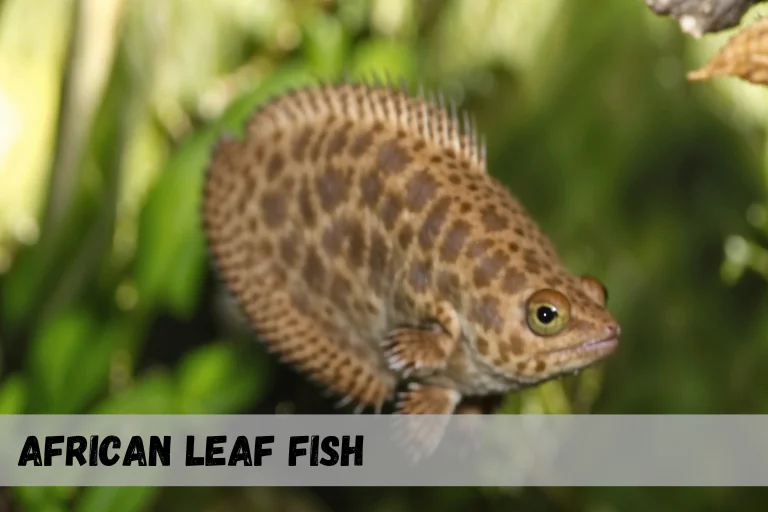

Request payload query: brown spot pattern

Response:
[376,139,412,174]
[475,336,490,356]
[480,205,508,232]
[291,128,312,162]
[349,131,374,157]
[508,336,524,355]
[236,189,250,216]
[397,224,413,250]
[469,295,504,334]
[418,196,451,250]
[316,166,348,213]
[379,193,402,230]
[247,216,259,233]
[303,247,326,293]
[368,231,389,277]
[497,343,512,363]
[309,130,327,162]
[502,267,527,294]
[523,249,540,267]
[346,219,366,268]
[546,276,564,288]
[436,271,460,300]
[404,169,439,213]
[322,219,346,257]
[257,239,274,259]
[279,233,298,266]
[281,175,295,194]
[267,152,285,180]
[467,239,493,260]
[325,127,348,159]
[254,145,265,164]
[298,177,316,227]
[408,259,431,293]
[440,220,471,263]
[525,262,541,275]
[360,171,382,207]
[473,250,508,288]
[261,192,286,227]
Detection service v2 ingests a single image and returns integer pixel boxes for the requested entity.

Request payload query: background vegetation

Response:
[1,0,768,510]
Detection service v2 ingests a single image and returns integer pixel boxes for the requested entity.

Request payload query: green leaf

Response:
[176,343,267,414]
[11,486,71,512]
[74,487,159,512]
[25,308,127,413]
[0,374,27,413]
[163,230,206,319]
[64,317,139,412]
[133,129,210,313]
[93,373,176,414]
[302,13,349,79]
[348,38,418,82]
[27,308,96,413]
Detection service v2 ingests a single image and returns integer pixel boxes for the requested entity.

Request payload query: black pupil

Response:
[536,306,557,324]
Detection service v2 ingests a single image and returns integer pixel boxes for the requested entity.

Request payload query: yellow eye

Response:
[526,289,571,336]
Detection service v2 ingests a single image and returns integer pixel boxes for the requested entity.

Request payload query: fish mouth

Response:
[544,333,619,360]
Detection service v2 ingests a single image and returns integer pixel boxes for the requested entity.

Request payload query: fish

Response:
[201,79,620,455]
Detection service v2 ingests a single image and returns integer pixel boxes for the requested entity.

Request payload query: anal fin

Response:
[232,271,395,413]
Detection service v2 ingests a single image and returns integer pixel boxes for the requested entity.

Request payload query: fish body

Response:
[202,80,620,418]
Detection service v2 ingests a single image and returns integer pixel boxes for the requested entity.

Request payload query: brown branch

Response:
[644,0,767,37]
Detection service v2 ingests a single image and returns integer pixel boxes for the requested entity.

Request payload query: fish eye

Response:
[527,289,571,336]
[536,305,557,324]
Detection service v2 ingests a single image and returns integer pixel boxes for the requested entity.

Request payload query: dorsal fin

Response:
[243,78,487,172]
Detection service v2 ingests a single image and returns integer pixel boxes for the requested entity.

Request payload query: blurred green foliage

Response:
[1,0,768,510]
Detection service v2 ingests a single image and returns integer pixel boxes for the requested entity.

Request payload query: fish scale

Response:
[202,79,621,426]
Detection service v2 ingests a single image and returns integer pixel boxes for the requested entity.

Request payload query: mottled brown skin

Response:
[202,81,620,422]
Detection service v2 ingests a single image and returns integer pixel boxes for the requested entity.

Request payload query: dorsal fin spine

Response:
[244,78,485,171]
